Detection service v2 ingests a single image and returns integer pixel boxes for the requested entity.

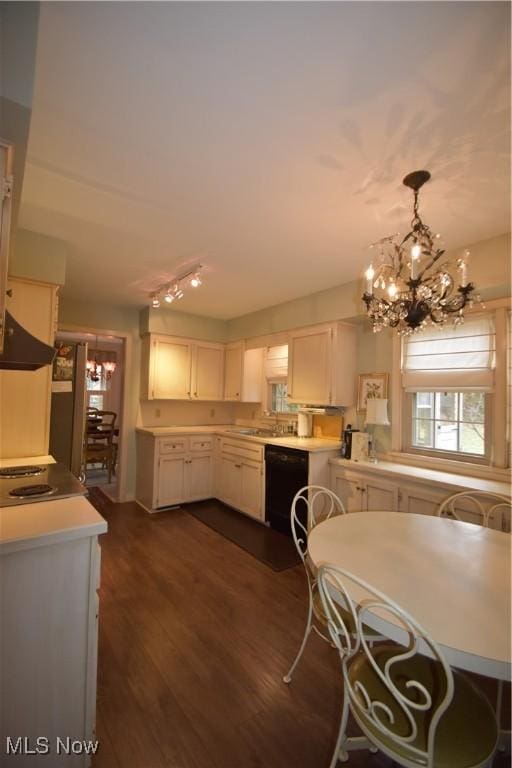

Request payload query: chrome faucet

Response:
[264,410,281,435]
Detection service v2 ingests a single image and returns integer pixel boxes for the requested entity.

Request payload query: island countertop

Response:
[0,495,108,555]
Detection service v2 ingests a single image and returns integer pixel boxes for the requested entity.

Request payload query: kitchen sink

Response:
[226,427,283,437]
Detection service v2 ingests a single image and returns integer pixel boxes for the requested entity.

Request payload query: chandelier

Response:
[362,170,477,335]
[86,336,116,382]
[149,265,203,309]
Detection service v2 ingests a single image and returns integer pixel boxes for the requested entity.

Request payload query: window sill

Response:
[388,451,511,484]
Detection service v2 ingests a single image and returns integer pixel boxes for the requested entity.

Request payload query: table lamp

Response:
[364,398,390,462]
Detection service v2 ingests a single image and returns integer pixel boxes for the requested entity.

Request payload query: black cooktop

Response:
[8,484,57,498]
[0,465,44,479]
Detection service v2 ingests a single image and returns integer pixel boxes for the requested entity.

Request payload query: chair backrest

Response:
[96,410,117,430]
[437,490,511,532]
[290,485,346,564]
[317,564,454,768]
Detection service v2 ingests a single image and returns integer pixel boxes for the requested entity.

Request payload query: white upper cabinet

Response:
[141,335,224,401]
[224,342,243,400]
[0,277,58,458]
[192,341,224,400]
[223,342,263,403]
[151,337,193,399]
[288,322,356,406]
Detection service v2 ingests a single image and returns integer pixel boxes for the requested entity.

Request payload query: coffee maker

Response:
[341,424,359,459]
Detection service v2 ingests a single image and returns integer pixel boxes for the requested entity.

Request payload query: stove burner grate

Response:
[0,465,44,479]
[8,484,56,498]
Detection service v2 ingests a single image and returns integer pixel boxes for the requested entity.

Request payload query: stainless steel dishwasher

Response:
[265,445,309,536]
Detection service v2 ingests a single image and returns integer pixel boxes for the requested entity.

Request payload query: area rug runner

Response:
[186,500,300,572]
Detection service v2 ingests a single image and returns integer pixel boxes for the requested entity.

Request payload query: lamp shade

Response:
[365,398,390,426]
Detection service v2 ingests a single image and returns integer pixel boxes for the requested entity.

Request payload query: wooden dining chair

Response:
[86,411,117,482]
[436,490,511,532]
[317,563,499,768]
[283,485,381,685]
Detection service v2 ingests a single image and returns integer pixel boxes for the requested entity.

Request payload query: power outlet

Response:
[210,408,215,418]
[155,408,161,418]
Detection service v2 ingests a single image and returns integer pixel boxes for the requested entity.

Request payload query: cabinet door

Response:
[185,454,212,501]
[152,338,192,400]
[157,455,186,507]
[399,485,446,516]
[364,478,399,512]
[0,278,57,458]
[240,459,264,520]
[219,454,242,508]
[241,348,263,402]
[192,342,224,401]
[331,472,363,512]
[224,342,243,401]
[288,326,332,405]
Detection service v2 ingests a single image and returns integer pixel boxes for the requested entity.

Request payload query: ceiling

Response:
[19,2,510,319]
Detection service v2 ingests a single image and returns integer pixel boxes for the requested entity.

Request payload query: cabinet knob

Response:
[194,392,198,397]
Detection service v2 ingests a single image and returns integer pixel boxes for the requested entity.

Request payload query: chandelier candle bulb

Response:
[365,265,374,294]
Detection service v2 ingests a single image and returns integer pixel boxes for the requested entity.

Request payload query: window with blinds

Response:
[263,344,297,414]
[401,314,496,462]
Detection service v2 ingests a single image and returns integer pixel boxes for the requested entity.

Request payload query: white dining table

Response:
[308,511,511,682]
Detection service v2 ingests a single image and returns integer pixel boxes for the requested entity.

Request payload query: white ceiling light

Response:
[150,265,203,309]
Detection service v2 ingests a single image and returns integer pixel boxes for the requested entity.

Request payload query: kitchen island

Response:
[0,496,107,766]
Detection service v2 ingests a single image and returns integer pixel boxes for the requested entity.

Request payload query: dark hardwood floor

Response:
[88,490,509,768]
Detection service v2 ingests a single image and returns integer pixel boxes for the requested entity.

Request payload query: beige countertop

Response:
[0,495,108,555]
[0,455,56,468]
[136,425,342,453]
[330,457,511,496]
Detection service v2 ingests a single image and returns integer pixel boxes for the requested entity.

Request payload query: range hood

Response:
[0,310,56,370]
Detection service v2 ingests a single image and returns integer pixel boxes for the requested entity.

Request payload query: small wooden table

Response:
[308,511,511,681]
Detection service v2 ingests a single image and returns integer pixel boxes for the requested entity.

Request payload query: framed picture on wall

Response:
[357,372,389,412]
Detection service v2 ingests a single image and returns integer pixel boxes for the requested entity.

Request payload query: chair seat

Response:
[349,645,498,768]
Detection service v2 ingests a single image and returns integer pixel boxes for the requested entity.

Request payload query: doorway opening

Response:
[51,330,126,500]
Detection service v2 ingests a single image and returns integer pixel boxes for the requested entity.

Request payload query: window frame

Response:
[266,376,298,415]
[402,390,492,465]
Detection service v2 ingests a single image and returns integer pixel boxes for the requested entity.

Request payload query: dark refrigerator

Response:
[49,341,88,478]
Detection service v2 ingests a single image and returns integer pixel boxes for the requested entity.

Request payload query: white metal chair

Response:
[283,485,381,685]
[436,489,511,746]
[317,563,499,768]
[436,490,511,532]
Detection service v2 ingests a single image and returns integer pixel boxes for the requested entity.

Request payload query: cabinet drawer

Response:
[190,436,213,453]
[159,437,189,455]
[220,438,264,463]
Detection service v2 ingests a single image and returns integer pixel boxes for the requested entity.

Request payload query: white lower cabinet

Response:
[136,433,213,511]
[331,470,399,512]
[0,532,102,767]
[217,437,265,522]
[329,460,510,522]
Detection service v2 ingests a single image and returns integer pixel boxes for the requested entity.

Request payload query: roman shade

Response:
[264,344,288,379]
[402,314,495,390]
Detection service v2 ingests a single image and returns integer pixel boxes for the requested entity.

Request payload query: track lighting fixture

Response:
[149,265,203,309]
